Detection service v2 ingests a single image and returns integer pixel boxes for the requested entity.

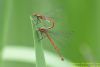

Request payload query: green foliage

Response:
[0,0,100,67]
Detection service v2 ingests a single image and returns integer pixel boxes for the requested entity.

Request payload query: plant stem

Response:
[30,17,46,67]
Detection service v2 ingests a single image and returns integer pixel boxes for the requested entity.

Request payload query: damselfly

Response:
[31,13,71,61]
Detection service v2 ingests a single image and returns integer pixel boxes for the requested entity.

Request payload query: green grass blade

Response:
[30,17,46,67]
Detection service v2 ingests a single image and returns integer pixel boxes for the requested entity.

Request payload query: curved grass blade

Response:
[30,16,46,67]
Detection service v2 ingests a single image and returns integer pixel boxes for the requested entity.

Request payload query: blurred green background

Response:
[0,0,100,67]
